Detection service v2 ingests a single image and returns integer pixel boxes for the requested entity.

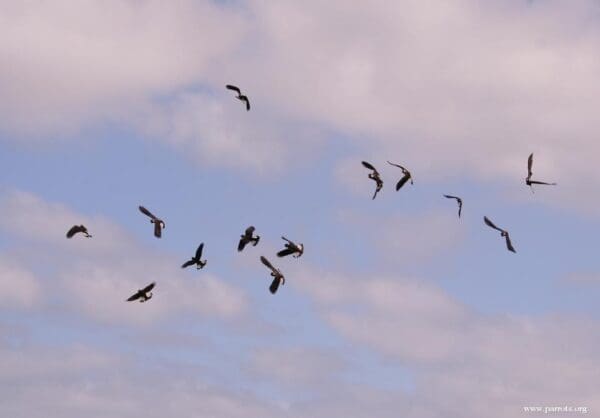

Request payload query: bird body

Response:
[127,282,155,302]
[277,236,304,258]
[526,153,556,192]
[443,195,463,218]
[238,226,260,251]
[387,161,413,191]
[226,84,251,111]
[484,216,516,253]
[66,225,92,238]
[260,256,285,294]
[361,161,383,199]
[138,206,165,238]
[181,243,207,269]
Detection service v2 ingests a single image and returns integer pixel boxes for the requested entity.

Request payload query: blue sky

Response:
[1,1,599,417]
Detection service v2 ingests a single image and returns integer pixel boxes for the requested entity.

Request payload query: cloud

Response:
[293,266,600,416]
[0,256,41,309]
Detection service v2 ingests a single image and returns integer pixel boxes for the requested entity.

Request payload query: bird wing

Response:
[281,236,293,244]
[443,194,459,200]
[242,96,250,111]
[361,161,377,172]
[195,243,204,259]
[142,282,156,293]
[181,259,196,269]
[387,160,408,172]
[66,225,82,238]
[139,206,158,220]
[154,221,162,238]
[457,200,462,218]
[528,180,557,186]
[260,256,277,273]
[505,234,516,253]
[269,276,281,294]
[127,291,141,301]
[226,84,241,94]
[245,226,255,237]
[527,153,534,178]
[238,238,247,252]
[277,248,295,257]
[395,174,411,191]
[483,216,504,232]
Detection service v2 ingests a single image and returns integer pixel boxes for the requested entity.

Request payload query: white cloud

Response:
[0,256,41,309]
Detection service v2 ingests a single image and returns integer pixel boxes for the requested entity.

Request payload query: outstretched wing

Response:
[505,234,516,253]
[153,221,162,238]
[483,216,503,232]
[181,259,196,269]
[457,200,462,218]
[528,180,557,186]
[127,291,141,302]
[238,238,247,252]
[226,84,241,95]
[260,256,277,273]
[245,226,255,237]
[195,243,204,259]
[269,276,281,294]
[387,160,407,171]
[527,153,533,178]
[66,225,83,238]
[361,161,376,172]
[142,282,155,293]
[395,174,411,191]
[443,194,459,200]
[139,206,157,220]
[277,248,295,257]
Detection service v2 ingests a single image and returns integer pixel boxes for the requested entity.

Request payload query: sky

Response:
[1,1,600,417]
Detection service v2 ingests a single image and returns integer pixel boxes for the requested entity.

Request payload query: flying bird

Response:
[126,282,155,302]
[526,153,556,192]
[181,243,207,269]
[138,206,165,238]
[361,161,383,200]
[238,226,260,251]
[260,256,285,294]
[387,161,414,191]
[66,225,92,238]
[483,216,516,253]
[277,236,304,258]
[226,84,250,111]
[443,195,463,218]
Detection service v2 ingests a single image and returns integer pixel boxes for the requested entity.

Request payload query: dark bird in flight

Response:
[138,206,165,238]
[277,236,304,258]
[66,225,92,238]
[361,161,383,200]
[181,243,207,269]
[238,226,260,251]
[526,153,556,192]
[443,195,463,218]
[484,216,516,253]
[126,282,155,302]
[226,84,250,111]
[260,256,285,294]
[387,161,414,191]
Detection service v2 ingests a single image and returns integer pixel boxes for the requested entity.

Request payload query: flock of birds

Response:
[361,152,556,254]
[64,84,556,302]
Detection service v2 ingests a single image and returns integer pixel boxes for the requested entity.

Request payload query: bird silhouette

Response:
[126,282,155,302]
[361,161,383,200]
[66,225,92,238]
[138,206,165,238]
[443,195,463,218]
[484,216,516,253]
[277,236,304,258]
[226,84,250,111]
[387,161,413,191]
[526,153,556,193]
[238,226,260,251]
[260,256,285,294]
[181,243,207,269]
